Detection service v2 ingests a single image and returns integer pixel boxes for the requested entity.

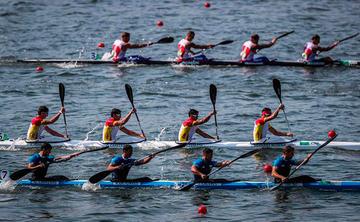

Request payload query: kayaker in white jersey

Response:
[26,106,67,141]
[176,31,214,62]
[240,34,277,63]
[302,34,339,64]
[253,105,293,142]
[103,32,152,62]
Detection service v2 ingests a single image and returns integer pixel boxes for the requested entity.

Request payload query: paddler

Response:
[191,148,230,182]
[26,106,67,141]
[253,104,293,142]
[27,143,80,181]
[176,31,214,62]
[104,32,152,62]
[302,34,339,63]
[107,144,154,182]
[178,109,216,142]
[240,34,277,63]
[272,145,317,183]
[102,108,145,142]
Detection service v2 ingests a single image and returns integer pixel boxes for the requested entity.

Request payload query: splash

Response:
[81,181,101,191]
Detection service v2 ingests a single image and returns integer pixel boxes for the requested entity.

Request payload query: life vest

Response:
[177,39,191,61]
[111,40,127,62]
[178,117,198,142]
[27,116,45,140]
[302,42,318,61]
[253,117,270,142]
[240,40,257,61]
[102,117,120,142]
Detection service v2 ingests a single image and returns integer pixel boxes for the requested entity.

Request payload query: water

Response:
[0,0,360,221]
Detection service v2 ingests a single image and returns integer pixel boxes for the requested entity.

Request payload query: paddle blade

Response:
[125,84,134,105]
[217,40,234,45]
[59,83,65,106]
[210,84,217,105]
[9,168,32,180]
[272,78,282,103]
[89,170,112,184]
[178,182,195,191]
[276,30,295,40]
[156,36,174,44]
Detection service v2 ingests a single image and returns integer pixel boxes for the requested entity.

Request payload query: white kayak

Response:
[0,137,359,151]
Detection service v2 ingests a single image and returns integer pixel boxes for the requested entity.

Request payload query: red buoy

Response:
[328,130,336,138]
[97,42,105,48]
[156,20,164,27]
[204,2,211,8]
[198,204,207,215]
[263,164,272,173]
[36,66,44,72]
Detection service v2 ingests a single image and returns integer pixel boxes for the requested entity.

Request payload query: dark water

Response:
[0,0,360,221]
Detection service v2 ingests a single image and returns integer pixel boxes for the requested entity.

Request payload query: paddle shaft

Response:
[271,135,337,190]
[338,33,359,43]
[274,30,295,41]
[59,83,69,138]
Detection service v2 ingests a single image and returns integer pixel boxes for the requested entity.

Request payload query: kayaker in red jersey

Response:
[240,34,277,63]
[103,32,152,62]
[253,104,293,142]
[178,109,216,142]
[26,106,67,141]
[302,34,339,64]
[102,108,145,142]
[176,31,214,62]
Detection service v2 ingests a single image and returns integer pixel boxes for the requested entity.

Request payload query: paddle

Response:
[9,146,108,181]
[125,84,146,140]
[272,79,292,135]
[270,133,337,191]
[179,148,261,191]
[338,33,359,43]
[274,30,295,41]
[88,143,186,184]
[151,36,174,45]
[59,83,69,138]
[193,40,234,55]
[209,84,219,140]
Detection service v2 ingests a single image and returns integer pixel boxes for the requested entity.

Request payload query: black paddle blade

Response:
[272,78,282,103]
[59,83,65,106]
[276,30,295,40]
[218,40,234,45]
[9,168,32,180]
[178,182,195,191]
[125,84,134,104]
[239,148,261,159]
[89,170,112,184]
[210,84,217,105]
[339,33,359,43]
[156,36,174,44]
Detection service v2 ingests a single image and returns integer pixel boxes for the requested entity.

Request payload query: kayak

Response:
[12,58,360,67]
[1,137,359,151]
[1,179,359,191]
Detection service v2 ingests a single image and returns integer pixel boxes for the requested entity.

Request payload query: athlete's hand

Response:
[278,103,285,110]
[38,163,46,169]
[333,41,340,47]
[281,177,288,182]
[139,133,145,139]
[208,44,215,48]
[223,160,231,166]
[286,132,294,137]
[271,37,277,44]
[131,108,137,114]
[59,107,65,114]
[210,110,217,116]
[201,174,209,180]
[148,42,154,46]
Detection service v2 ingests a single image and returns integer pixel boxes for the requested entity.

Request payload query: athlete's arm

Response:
[189,42,214,50]
[193,111,215,126]
[44,126,66,138]
[120,127,145,138]
[268,125,293,137]
[191,165,208,180]
[127,42,150,49]
[41,107,65,125]
[195,128,215,140]
[27,162,45,170]
[106,163,122,171]
[135,155,154,165]
[264,104,283,122]
[271,166,287,181]
[115,108,135,126]
[215,160,231,167]
[318,41,339,52]
[254,38,277,50]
